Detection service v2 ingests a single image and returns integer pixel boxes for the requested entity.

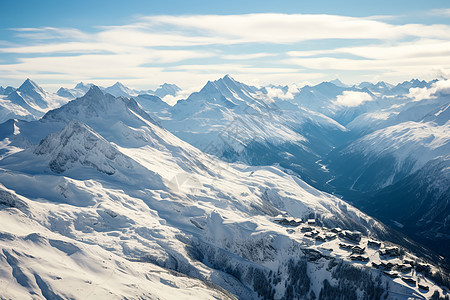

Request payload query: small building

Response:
[315,235,326,242]
[415,263,430,273]
[380,262,394,269]
[325,233,337,241]
[379,247,400,257]
[301,226,314,232]
[403,259,414,266]
[351,245,366,254]
[307,219,316,225]
[305,232,313,238]
[289,220,301,226]
[350,255,369,262]
[401,276,416,285]
[372,262,381,268]
[340,231,362,243]
[339,243,353,250]
[383,271,399,278]
[274,218,302,227]
[367,240,381,248]
[398,264,413,273]
[331,227,342,233]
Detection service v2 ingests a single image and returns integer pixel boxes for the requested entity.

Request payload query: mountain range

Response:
[0,75,449,299]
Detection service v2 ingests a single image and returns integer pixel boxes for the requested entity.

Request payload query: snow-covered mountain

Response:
[329,120,449,192]
[136,93,170,111]
[356,154,450,258]
[57,81,182,102]
[104,81,139,98]
[1,86,447,299]
[324,95,450,259]
[389,79,435,95]
[292,81,348,113]
[0,85,16,95]
[133,76,450,263]
[0,79,69,123]
[57,82,94,99]
[147,83,182,98]
[326,81,450,191]
[329,78,348,88]
[355,81,393,95]
[143,75,351,189]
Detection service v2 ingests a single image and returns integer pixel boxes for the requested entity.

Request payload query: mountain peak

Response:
[112,81,126,88]
[56,87,74,97]
[14,78,49,109]
[220,74,238,85]
[200,80,220,94]
[329,78,347,87]
[223,74,234,81]
[34,120,131,175]
[74,82,93,90]
[43,84,158,128]
[160,83,176,88]
[85,85,104,98]
[18,78,45,95]
[150,83,181,98]
[104,81,136,97]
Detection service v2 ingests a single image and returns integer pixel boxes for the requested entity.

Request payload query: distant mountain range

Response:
[56,81,182,101]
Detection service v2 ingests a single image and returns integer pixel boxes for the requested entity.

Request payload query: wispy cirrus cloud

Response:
[138,14,450,43]
[428,9,450,18]
[285,38,450,82]
[221,53,277,60]
[1,13,450,90]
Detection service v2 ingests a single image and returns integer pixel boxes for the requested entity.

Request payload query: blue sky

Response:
[1,0,450,91]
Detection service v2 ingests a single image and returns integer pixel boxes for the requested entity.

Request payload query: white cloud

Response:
[407,79,450,101]
[288,39,450,60]
[161,87,200,106]
[429,9,450,17]
[139,14,450,43]
[264,84,300,100]
[284,55,450,82]
[334,91,373,107]
[221,53,277,60]
[11,27,89,40]
[286,39,450,81]
[2,13,450,90]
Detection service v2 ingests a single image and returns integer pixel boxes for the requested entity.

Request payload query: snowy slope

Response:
[1,87,447,298]
[347,80,450,135]
[328,120,450,192]
[135,94,171,113]
[0,96,37,123]
[325,98,450,259]
[356,154,450,257]
[0,186,235,300]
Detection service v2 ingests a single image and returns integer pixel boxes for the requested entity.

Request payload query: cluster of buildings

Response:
[273,216,433,292]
